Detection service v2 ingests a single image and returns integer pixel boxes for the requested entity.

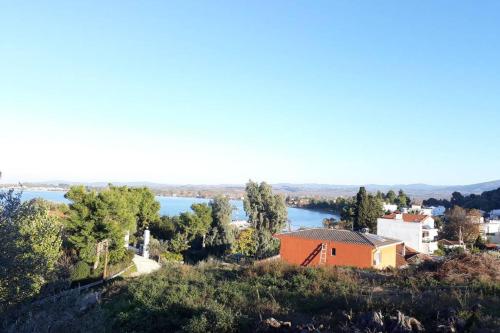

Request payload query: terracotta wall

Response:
[276,235,375,268]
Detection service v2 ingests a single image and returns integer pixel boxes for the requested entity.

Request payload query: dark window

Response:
[331,248,336,256]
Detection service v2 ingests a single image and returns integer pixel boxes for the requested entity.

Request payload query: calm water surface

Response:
[18,191,338,229]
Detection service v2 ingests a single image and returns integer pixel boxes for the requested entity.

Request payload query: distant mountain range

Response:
[270,180,500,199]
[3,179,500,200]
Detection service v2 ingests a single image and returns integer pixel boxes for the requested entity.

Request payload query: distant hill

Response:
[272,180,500,199]
[3,179,500,200]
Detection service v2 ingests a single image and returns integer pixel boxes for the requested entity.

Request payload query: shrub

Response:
[125,248,136,263]
[70,261,90,282]
[161,251,183,262]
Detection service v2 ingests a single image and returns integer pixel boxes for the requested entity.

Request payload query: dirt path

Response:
[132,254,161,276]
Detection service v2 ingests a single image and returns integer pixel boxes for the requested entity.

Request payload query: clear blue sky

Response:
[1,1,499,185]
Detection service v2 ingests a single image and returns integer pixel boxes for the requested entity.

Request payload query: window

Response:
[331,248,336,256]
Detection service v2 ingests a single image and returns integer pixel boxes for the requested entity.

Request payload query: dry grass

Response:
[436,253,500,285]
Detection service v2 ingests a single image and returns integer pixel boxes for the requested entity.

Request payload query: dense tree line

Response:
[317,188,405,233]
[375,189,410,208]
[149,181,287,261]
[424,187,500,212]
[148,196,235,261]
[287,189,410,217]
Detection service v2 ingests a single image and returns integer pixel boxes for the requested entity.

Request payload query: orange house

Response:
[274,229,403,269]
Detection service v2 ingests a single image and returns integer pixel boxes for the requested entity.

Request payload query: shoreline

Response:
[4,188,340,218]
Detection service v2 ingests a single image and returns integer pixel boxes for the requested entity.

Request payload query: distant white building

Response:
[230,220,251,230]
[383,203,398,213]
[489,209,500,219]
[410,205,446,216]
[481,220,500,235]
[430,206,446,216]
[409,205,433,216]
[377,213,438,254]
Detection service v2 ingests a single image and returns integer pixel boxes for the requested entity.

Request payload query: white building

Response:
[410,204,445,217]
[482,220,500,235]
[489,209,500,219]
[409,205,433,216]
[377,213,439,254]
[431,206,446,216]
[383,203,398,213]
[230,220,251,230]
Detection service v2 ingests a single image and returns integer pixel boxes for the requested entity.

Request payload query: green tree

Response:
[395,189,409,208]
[385,190,397,204]
[149,204,213,259]
[64,185,159,264]
[243,181,287,258]
[0,192,62,309]
[206,196,234,255]
[338,197,355,226]
[191,203,212,248]
[231,227,256,256]
[353,187,383,232]
[134,187,160,231]
[450,191,465,207]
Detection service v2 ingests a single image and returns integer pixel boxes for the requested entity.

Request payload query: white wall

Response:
[421,208,433,216]
[383,203,398,212]
[377,218,422,252]
[484,220,500,234]
[422,217,435,229]
[422,242,438,254]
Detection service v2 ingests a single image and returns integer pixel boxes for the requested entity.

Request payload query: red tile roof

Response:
[438,239,462,246]
[382,213,429,223]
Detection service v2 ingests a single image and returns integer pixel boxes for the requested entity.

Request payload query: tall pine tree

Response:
[353,187,383,232]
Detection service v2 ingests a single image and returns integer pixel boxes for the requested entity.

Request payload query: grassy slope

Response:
[5,253,500,332]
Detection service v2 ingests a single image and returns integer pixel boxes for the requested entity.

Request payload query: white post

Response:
[124,230,130,249]
[143,229,150,259]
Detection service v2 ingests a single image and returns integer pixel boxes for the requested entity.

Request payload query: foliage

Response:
[135,188,160,231]
[442,206,480,244]
[0,191,63,310]
[244,181,288,258]
[149,215,178,240]
[434,215,444,229]
[322,217,337,228]
[395,189,409,208]
[149,203,213,260]
[64,185,160,265]
[206,196,234,255]
[12,253,499,332]
[353,187,383,232]
[161,251,184,262]
[148,236,169,262]
[385,190,397,204]
[231,228,256,256]
[424,187,500,211]
[70,261,91,282]
[339,197,356,224]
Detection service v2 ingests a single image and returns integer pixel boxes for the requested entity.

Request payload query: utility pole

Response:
[94,239,110,279]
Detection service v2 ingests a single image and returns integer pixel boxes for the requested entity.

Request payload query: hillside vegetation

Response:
[5,253,499,333]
